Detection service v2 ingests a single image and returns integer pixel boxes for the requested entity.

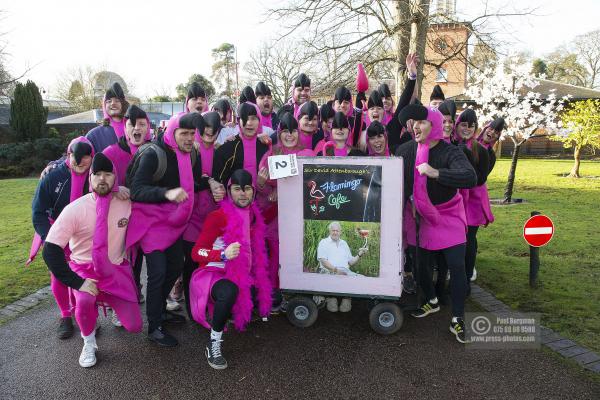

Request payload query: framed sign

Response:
[278,157,403,298]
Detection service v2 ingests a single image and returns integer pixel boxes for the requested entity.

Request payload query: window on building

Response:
[436,67,448,82]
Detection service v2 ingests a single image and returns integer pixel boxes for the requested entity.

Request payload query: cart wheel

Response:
[286,296,318,328]
[369,302,403,335]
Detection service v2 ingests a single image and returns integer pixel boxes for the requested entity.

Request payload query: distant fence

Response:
[500,136,571,157]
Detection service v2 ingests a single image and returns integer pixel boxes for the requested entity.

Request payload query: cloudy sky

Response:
[1,0,599,99]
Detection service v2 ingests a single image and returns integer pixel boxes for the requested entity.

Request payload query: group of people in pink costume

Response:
[30,52,503,369]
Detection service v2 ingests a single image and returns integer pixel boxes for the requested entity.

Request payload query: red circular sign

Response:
[523,215,555,247]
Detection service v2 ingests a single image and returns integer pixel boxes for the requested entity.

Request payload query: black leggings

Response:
[435,251,448,298]
[417,244,467,318]
[182,240,197,320]
[144,239,184,332]
[133,248,144,290]
[407,246,449,298]
[465,226,479,281]
[404,247,414,273]
[210,279,239,332]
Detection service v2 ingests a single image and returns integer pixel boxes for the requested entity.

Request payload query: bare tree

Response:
[571,30,600,89]
[55,66,102,112]
[244,41,317,107]
[0,10,34,96]
[267,0,537,98]
[543,49,588,87]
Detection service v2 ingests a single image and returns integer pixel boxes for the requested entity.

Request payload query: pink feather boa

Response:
[221,199,272,331]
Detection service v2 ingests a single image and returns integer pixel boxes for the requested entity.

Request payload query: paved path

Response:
[1,296,599,400]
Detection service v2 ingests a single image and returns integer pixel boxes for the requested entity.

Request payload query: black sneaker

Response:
[450,318,468,344]
[403,275,417,295]
[410,300,440,318]
[57,317,74,339]
[162,311,186,325]
[206,339,228,370]
[148,326,178,347]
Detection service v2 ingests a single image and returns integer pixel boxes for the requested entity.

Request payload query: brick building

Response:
[421,21,470,102]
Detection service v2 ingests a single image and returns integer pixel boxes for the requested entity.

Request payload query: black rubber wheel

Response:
[369,302,403,335]
[286,296,318,328]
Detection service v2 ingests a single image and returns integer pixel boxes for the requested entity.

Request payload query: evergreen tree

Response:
[9,80,48,141]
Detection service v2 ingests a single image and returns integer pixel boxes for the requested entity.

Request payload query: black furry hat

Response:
[294,73,311,88]
[124,105,147,125]
[437,100,457,121]
[298,101,319,120]
[331,111,349,129]
[105,82,125,100]
[179,112,206,134]
[202,111,222,135]
[70,141,93,165]
[367,90,384,109]
[213,99,231,115]
[378,83,392,98]
[91,152,114,174]
[319,103,335,122]
[255,82,271,97]
[228,169,254,190]
[239,86,256,104]
[239,102,259,126]
[187,82,206,99]
[457,108,478,128]
[430,84,445,101]
[334,86,352,102]
[278,112,298,132]
[490,117,506,132]
[366,120,386,138]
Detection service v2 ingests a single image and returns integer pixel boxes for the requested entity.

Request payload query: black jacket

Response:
[129,138,207,203]
[487,147,497,174]
[32,163,88,240]
[395,140,477,206]
[212,135,270,184]
[386,78,417,154]
[459,142,490,186]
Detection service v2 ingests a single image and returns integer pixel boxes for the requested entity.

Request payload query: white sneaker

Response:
[313,295,325,306]
[326,297,338,312]
[339,298,352,313]
[79,340,98,368]
[471,268,477,282]
[166,298,182,311]
[111,310,122,327]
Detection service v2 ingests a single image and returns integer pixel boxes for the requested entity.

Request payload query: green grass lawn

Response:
[1,159,599,355]
[0,178,50,307]
[478,158,600,354]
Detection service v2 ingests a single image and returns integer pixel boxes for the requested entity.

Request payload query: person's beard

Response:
[93,183,112,196]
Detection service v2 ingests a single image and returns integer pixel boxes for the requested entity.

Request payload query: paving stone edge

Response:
[470,283,600,374]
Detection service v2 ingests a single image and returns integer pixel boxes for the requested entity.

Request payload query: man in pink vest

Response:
[43,153,142,367]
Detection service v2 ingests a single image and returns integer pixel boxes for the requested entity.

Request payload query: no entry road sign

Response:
[523,214,555,247]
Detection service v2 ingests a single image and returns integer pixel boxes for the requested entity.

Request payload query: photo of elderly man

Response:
[317,221,367,277]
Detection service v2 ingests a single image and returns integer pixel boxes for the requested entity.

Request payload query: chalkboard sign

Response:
[303,164,382,223]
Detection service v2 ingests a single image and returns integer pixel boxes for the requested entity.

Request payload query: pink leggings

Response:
[73,290,143,336]
[50,273,72,318]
